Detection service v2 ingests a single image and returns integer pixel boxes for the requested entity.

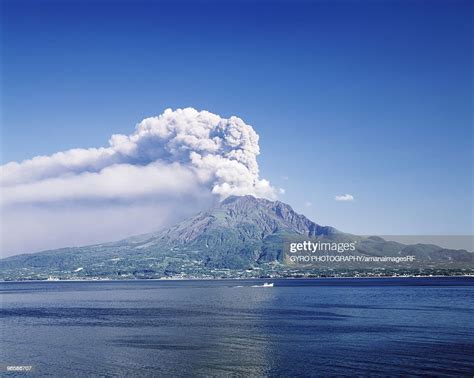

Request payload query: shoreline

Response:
[1,274,473,284]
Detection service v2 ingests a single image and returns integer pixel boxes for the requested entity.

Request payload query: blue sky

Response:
[1,0,472,239]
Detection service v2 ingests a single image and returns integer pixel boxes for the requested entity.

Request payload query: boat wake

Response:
[251,282,274,288]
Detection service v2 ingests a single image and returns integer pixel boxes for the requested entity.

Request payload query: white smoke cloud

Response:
[2,107,276,202]
[0,108,277,256]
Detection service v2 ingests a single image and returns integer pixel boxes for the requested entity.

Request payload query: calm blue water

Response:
[1,277,473,376]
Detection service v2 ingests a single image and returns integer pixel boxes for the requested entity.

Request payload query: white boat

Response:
[262,282,274,287]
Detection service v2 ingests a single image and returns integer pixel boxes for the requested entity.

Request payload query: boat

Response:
[262,282,274,287]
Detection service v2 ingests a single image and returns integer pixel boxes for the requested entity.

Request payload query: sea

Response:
[1,277,473,376]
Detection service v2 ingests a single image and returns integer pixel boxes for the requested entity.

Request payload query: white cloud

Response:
[0,108,278,256]
[1,108,276,202]
[335,194,354,201]
[1,162,200,204]
[305,201,312,207]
